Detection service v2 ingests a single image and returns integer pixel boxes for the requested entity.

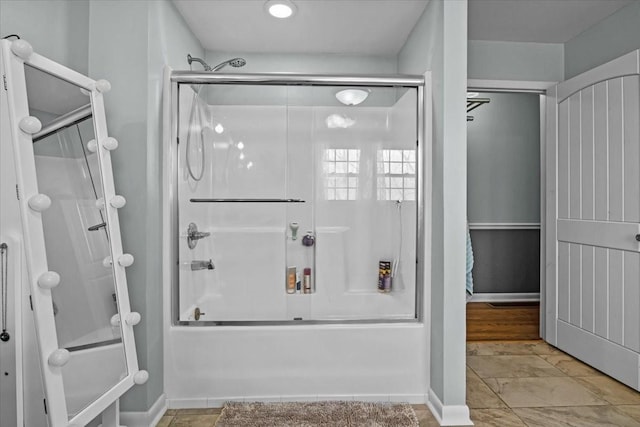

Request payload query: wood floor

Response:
[466,301,540,341]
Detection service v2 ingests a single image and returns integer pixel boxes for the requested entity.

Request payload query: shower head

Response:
[211,57,247,72]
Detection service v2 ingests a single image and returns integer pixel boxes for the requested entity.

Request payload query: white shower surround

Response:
[163,70,431,406]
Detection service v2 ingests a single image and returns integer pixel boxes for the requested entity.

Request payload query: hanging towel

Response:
[466,223,474,298]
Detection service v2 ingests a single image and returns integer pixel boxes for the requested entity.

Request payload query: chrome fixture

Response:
[187,54,212,71]
[88,222,106,231]
[187,54,246,72]
[187,222,210,249]
[211,57,246,72]
[191,259,215,271]
[194,307,205,320]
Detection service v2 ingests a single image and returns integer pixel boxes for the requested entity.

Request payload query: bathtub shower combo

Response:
[170,70,424,325]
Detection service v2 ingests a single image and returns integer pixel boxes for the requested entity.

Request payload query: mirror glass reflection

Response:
[25,64,127,419]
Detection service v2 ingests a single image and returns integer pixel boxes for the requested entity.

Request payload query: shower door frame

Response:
[168,72,427,326]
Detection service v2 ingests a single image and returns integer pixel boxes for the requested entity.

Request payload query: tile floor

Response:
[158,340,640,426]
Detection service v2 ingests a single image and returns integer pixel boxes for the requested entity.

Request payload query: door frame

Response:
[467,78,556,340]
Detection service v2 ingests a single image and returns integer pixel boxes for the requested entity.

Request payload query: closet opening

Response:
[465,87,546,341]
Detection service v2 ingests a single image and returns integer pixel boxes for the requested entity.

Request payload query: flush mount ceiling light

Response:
[335,88,370,106]
[265,0,297,18]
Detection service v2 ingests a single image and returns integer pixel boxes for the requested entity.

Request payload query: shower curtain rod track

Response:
[171,72,424,87]
[32,104,92,142]
[190,198,305,203]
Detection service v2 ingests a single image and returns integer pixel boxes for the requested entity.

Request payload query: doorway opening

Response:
[465,87,547,341]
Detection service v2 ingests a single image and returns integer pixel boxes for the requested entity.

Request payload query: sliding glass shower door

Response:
[175,80,420,324]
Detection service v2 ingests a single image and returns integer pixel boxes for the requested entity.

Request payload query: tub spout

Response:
[191,259,215,271]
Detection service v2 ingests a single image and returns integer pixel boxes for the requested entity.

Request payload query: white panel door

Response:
[546,50,640,391]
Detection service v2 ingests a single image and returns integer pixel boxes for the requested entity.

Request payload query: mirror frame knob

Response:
[48,349,70,367]
[110,195,126,208]
[37,271,61,289]
[10,39,33,60]
[28,194,52,212]
[125,312,141,326]
[133,370,149,385]
[19,116,42,134]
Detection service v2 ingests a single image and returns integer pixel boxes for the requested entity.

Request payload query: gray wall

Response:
[88,0,204,412]
[470,230,540,293]
[468,40,564,82]
[564,1,640,79]
[205,52,397,74]
[399,0,469,413]
[467,92,540,223]
[0,0,89,75]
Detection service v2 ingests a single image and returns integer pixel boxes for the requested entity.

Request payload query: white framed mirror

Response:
[0,39,146,426]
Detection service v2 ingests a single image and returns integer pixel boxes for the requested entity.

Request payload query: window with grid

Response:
[377,149,416,201]
[323,149,360,200]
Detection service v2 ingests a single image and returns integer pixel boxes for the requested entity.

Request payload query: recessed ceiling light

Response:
[265,0,296,19]
[335,89,370,106]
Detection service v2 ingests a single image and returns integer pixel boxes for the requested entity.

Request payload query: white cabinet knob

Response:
[37,271,60,289]
[28,194,51,212]
[19,116,42,134]
[48,349,70,367]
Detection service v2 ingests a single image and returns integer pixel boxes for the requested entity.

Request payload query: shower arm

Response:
[187,54,212,72]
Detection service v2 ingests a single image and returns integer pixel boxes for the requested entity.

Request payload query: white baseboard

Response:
[469,292,540,303]
[120,393,167,427]
[427,389,472,426]
[167,394,426,409]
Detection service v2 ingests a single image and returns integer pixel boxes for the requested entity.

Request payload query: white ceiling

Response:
[469,0,633,43]
[173,0,635,55]
[172,0,429,55]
